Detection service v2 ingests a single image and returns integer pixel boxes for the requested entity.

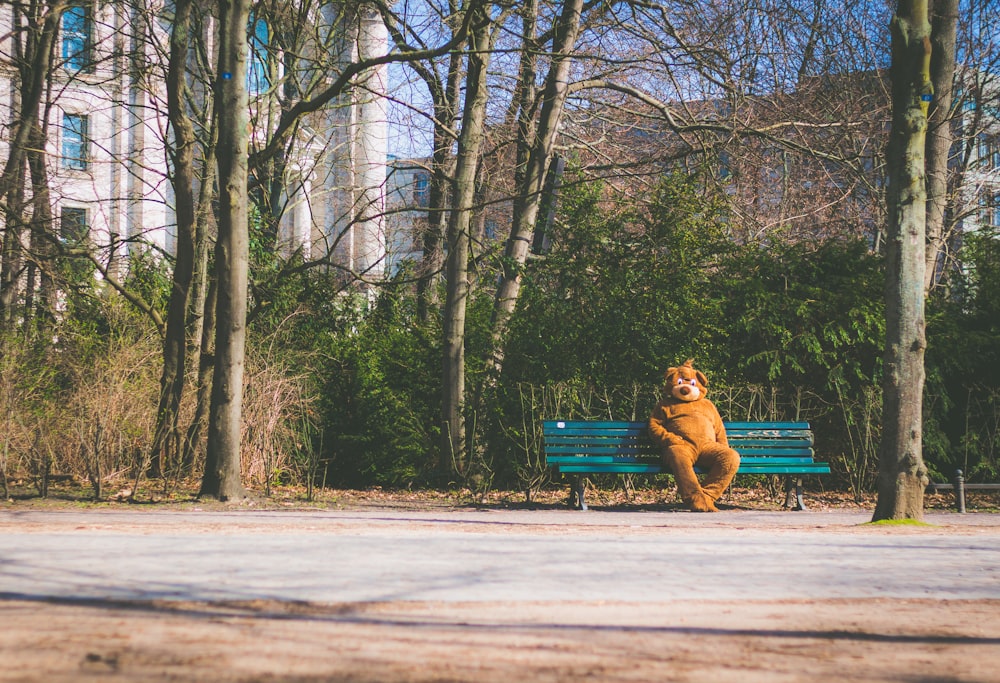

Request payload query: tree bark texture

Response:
[0,1,61,208]
[201,0,251,501]
[0,1,61,331]
[874,0,932,521]
[441,7,492,475]
[26,122,56,333]
[151,0,198,478]
[490,0,584,371]
[415,52,461,322]
[923,0,958,293]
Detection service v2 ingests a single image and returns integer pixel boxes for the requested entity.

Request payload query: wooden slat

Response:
[543,427,647,437]
[726,438,812,448]
[543,420,641,430]
[543,434,647,444]
[733,447,815,457]
[557,463,664,474]
[545,445,654,455]
[547,455,654,464]
[555,463,831,475]
[725,421,809,430]
[726,430,812,439]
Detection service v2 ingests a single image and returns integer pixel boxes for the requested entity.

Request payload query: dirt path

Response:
[4,597,999,682]
[2,499,999,682]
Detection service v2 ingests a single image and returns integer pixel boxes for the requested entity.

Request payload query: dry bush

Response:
[0,327,160,498]
[59,334,161,497]
[240,353,319,494]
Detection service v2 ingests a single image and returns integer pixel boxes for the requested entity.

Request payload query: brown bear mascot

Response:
[648,359,740,512]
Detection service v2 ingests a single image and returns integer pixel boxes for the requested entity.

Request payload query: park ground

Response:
[1,483,999,682]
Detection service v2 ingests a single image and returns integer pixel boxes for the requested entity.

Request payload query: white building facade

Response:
[0,0,405,289]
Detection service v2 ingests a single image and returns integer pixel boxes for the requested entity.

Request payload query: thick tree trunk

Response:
[201,0,251,501]
[489,0,583,371]
[151,0,198,478]
[440,10,492,475]
[923,0,958,293]
[873,0,932,522]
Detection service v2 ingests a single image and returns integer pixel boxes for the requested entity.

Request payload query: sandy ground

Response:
[2,491,999,682]
[4,597,1000,682]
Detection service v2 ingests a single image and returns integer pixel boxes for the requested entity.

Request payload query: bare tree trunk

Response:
[0,1,62,209]
[26,121,56,334]
[0,0,61,332]
[415,64,461,321]
[923,0,958,293]
[390,17,464,322]
[0,158,25,333]
[183,137,219,472]
[201,0,251,501]
[873,0,932,522]
[184,275,217,469]
[150,0,199,478]
[441,7,492,476]
[489,0,583,371]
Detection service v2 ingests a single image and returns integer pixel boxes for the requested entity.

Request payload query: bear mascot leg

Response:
[695,443,740,505]
[662,443,718,512]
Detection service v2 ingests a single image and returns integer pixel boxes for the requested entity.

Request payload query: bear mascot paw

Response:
[648,359,740,512]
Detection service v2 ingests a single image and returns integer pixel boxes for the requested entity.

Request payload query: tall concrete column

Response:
[352,5,388,280]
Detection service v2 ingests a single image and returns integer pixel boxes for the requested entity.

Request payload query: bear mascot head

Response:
[663,359,709,403]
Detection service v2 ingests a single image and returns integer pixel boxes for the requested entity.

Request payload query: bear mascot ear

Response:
[696,370,708,388]
[663,367,678,384]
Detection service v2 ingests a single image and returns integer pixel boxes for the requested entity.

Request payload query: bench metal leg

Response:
[784,476,806,511]
[569,476,588,511]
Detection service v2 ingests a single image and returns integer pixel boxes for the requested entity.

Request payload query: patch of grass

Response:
[862,518,936,527]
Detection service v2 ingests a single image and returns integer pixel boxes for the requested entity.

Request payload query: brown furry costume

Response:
[648,360,740,512]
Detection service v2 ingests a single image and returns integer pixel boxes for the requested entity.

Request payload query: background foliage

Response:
[1,175,998,498]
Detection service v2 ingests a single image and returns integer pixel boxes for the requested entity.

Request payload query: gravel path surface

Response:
[2,507,998,682]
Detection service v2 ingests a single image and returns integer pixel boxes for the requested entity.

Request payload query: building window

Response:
[60,206,89,244]
[62,3,93,73]
[248,17,269,94]
[978,134,1000,171]
[413,171,430,208]
[62,113,89,170]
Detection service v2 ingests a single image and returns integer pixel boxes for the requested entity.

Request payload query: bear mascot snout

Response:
[648,359,740,512]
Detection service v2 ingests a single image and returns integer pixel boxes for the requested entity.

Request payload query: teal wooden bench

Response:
[543,420,830,511]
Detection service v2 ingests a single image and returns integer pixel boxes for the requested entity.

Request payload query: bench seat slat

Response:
[545,445,654,455]
[724,421,810,430]
[555,464,831,475]
[543,427,648,437]
[557,464,665,474]
[727,438,813,448]
[548,455,822,464]
[543,436,649,445]
[546,445,815,457]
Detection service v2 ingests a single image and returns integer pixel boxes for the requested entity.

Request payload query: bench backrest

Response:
[542,420,814,460]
